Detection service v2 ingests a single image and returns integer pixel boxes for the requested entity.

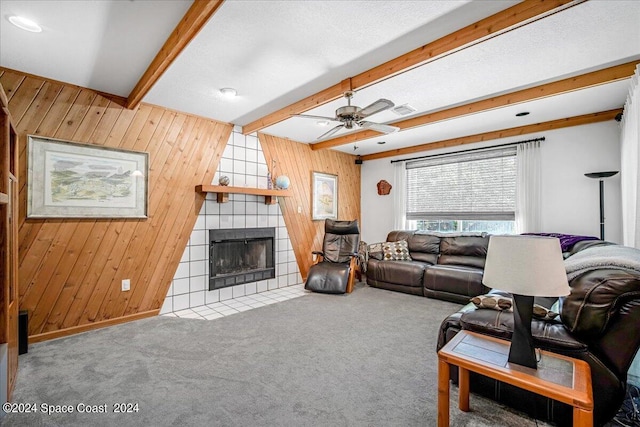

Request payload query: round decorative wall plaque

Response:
[377,180,392,195]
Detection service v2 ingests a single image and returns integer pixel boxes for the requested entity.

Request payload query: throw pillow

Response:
[367,242,385,261]
[471,294,513,311]
[382,240,412,261]
[532,304,559,321]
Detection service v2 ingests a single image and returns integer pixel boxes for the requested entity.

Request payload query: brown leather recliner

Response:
[304,219,360,294]
[438,265,640,426]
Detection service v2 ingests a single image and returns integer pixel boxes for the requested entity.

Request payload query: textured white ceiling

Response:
[0,0,192,96]
[264,0,640,144]
[144,0,504,125]
[0,0,639,157]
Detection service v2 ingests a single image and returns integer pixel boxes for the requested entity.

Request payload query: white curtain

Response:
[515,140,542,233]
[621,64,640,248]
[392,161,406,230]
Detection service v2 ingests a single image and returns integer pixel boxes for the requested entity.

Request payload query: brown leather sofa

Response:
[437,240,640,426]
[366,231,490,303]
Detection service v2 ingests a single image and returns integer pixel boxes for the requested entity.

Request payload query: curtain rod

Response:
[389,137,546,164]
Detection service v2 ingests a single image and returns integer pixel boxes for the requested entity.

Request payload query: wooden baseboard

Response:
[28,309,160,344]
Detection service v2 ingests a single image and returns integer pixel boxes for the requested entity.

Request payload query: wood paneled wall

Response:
[259,134,360,278]
[0,68,232,342]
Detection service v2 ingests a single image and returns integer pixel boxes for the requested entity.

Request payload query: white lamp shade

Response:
[482,235,570,297]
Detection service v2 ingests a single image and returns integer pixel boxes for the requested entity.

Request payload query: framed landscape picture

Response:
[27,136,149,219]
[312,171,337,220]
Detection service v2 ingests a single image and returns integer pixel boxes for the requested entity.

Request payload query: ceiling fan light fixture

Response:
[295,91,397,140]
[219,87,237,99]
[8,15,42,33]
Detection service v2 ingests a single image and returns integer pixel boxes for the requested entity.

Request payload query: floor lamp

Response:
[585,171,619,240]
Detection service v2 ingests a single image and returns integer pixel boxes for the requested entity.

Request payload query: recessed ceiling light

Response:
[8,15,42,33]
[377,141,386,145]
[219,88,237,98]
[316,120,330,127]
[516,111,530,117]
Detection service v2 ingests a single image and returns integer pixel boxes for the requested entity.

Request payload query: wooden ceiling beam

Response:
[312,60,638,151]
[241,0,577,135]
[126,0,225,110]
[360,109,622,162]
[241,78,353,136]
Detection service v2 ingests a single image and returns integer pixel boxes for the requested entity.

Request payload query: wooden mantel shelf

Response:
[196,185,292,205]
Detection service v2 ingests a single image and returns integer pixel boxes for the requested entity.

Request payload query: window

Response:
[405,147,516,234]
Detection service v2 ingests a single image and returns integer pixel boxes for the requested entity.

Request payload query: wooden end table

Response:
[437,330,593,427]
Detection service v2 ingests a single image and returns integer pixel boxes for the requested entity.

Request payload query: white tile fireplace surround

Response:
[161,128,303,315]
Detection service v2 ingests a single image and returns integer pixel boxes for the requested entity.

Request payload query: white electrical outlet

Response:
[122,279,131,291]
[297,206,302,213]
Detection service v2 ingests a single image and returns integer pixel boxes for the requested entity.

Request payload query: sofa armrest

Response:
[437,302,476,351]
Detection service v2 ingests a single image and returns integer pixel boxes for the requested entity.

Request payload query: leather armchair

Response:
[304,219,360,294]
[438,267,640,426]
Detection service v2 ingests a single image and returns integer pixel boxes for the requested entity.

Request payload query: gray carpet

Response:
[1,284,551,426]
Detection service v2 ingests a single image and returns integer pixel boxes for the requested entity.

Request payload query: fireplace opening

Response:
[209,228,275,290]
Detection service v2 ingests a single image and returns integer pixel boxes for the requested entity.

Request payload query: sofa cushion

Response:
[383,240,412,261]
[366,259,425,288]
[386,230,415,243]
[438,236,489,269]
[459,305,588,352]
[423,264,487,298]
[407,234,440,264]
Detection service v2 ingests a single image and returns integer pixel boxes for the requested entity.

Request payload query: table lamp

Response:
[482,235,570,369]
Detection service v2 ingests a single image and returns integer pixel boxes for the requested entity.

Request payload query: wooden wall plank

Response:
[0,73,25,102]
[15,81,64,137]
[40,108,149,333]
[140,122,226,311]
[1,67,232,339]
[258,133,360,279]
[91,111,186,321]
[147,121,231,309]
[133,119,214,311]
[74,109,175,325]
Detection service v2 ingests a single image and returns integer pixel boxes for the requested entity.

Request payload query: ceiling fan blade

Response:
[294,113,340,122]
[359,121,400,134]
[317,124,344,140]
[359,99,395,118]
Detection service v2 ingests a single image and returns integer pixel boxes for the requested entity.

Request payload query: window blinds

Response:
[405,147,516,221]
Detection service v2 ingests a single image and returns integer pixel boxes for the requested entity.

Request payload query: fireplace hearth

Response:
[209,228,275,290]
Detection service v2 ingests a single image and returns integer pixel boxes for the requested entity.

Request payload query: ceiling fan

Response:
[295,91,400,140]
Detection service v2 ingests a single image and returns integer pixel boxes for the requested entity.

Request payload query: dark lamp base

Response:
[509,294,537,369]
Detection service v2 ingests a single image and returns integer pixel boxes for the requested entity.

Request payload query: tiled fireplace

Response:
[161,128,302,314]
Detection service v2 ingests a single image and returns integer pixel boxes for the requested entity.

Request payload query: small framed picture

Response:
[27,135,149,219]
[312,171,338,220]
